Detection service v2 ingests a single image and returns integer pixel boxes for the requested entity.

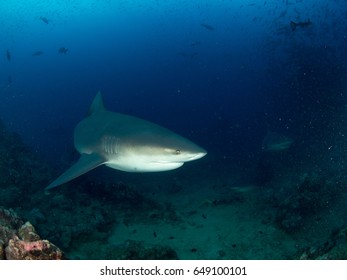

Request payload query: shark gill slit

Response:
[103,136,119,154]
[108,136,119,154]
[113,137,119,154]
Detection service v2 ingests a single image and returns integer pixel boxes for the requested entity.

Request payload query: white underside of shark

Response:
[46,92,206,189]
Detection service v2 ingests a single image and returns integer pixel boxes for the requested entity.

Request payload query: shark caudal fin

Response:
[290,21,297,31]
[45,154,105,190]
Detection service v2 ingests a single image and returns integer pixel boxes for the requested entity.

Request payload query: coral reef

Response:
[0,207,64,260]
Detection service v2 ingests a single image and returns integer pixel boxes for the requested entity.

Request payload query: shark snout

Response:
[189,151,207,161]
[185,147,207,161]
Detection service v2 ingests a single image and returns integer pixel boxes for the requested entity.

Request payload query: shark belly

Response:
[105,157,184,172]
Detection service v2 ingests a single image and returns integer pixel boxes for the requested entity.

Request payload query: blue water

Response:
[0,0,346,173]
[0,0,320,161]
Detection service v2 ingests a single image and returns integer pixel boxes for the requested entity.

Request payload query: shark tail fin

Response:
[290,21,297,31]
[45,153,105,190]
[88,91,106,116]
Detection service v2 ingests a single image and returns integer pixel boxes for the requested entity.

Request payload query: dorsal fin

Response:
[88,91,106,116]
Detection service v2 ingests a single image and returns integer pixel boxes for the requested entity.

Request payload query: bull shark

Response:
[46,92,207,190]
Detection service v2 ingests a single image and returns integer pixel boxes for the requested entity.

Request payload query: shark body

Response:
[46,92,206,189]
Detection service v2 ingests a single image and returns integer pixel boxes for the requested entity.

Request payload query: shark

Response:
[261,131,293,152]
[46,92,207,190]
[290,19,312,31]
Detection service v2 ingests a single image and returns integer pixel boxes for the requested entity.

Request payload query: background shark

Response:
[46,92,206,189]
[290,19,312,31]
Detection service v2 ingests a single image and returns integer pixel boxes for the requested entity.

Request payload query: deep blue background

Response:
[1,0,346,170]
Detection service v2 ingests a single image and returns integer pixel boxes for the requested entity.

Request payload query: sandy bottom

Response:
[66,164,347,260]
[106,182,300,259]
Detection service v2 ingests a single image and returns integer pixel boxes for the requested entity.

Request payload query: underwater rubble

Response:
[297,226,347,260]
[0,207,64,260]
[274,175,339,233]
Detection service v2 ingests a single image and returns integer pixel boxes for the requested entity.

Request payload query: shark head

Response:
[46,92,206,189]
[101,128,207,172]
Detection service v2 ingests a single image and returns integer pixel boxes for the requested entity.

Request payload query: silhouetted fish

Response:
[58,47,68,54]
[39,16,49,24]
[201,23,215,31]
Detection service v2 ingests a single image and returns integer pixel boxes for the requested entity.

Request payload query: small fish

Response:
[58,47,68,54]
[201,23,215,31]
[6,49,11,61]
[39,16,49,24]
[290,19,312,31]
[32,51,43,56]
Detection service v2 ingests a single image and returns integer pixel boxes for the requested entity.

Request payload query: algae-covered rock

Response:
[0,207,65,260]
[18,222,41,242]
[0,239,5,260]
[5,237,64,260]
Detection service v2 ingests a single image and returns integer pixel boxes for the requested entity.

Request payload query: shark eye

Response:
[175,149,181,155]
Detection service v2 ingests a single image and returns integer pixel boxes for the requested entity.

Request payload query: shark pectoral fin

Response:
[45,153,105,190]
